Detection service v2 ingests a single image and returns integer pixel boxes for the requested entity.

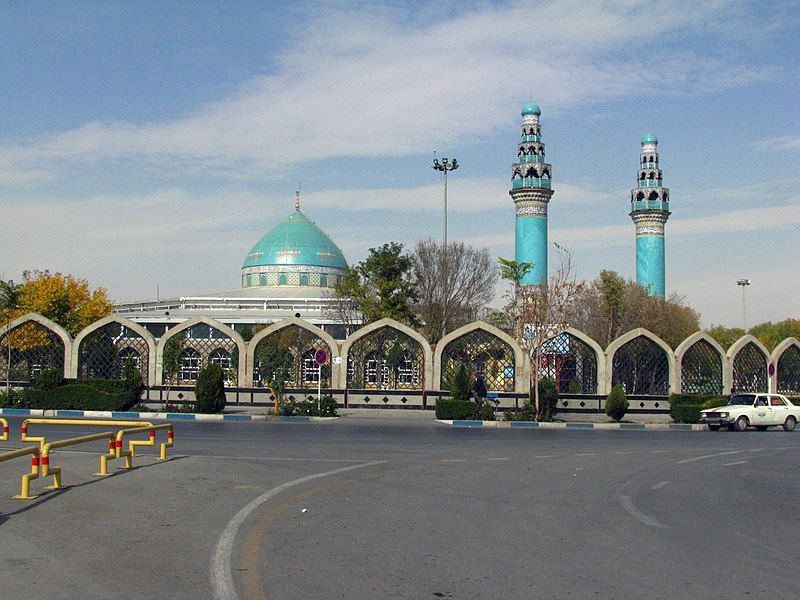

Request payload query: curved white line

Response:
[618,495,667,529]
[211,460,385,600]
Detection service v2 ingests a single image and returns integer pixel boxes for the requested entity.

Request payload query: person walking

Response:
[471,375,487,406]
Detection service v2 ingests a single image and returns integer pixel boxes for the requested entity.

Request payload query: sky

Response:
[0,0,798,329]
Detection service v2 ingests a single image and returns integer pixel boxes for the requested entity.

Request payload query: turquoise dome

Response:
[641,133,658,145]
[242,210,348,271]
[521,103,541,116]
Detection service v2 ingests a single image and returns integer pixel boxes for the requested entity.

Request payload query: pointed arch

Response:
[156,316,246,386]
[675,331,728,394]
[340,318,432,389]
[246,317,339,387]
[538,327,605,394]
[71,314,157,385]
[434,321,528,393]
[727,335,770,393]
[606,328,676,395]
[772,337,800,395]
[1,312,72,378]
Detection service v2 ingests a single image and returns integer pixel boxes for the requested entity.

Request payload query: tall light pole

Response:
[737,278,751,331]
[432,154,459,339]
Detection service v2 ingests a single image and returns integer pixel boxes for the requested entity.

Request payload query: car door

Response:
[769,396,789,426]
[751,396,771,426]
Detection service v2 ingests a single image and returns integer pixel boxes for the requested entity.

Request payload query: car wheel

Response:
[783,416,796,432]
[708,425,721,431]
[734,416,749,431]
[755,426,768,431]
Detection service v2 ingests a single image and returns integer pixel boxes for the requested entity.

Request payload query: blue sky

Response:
[1,1,798,329]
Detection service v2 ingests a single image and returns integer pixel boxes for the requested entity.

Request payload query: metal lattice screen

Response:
[777,345,800,395]
[253,325,331,389]
[732,342,767,393]
[680,339,723,394]
[612,336,669,395]
[538,333,597,394]
[162,324,238,386]
[441,329,515,392]
[346,327,424,390]
[78,323,149,384]
[0,321,65,385]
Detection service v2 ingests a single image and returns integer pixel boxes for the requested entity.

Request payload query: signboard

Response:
[314,348,328,365]
[332,356,343,365]
[768,362,775,377]
[503,365,514,378]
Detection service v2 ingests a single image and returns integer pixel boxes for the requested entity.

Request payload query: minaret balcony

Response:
[638,180,662,187]
[521,135,541,143]
[513,177,551,190]
[519,155,544,163]
[632,200,669,212]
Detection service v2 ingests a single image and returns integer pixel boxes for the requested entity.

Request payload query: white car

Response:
[700,393,799,432]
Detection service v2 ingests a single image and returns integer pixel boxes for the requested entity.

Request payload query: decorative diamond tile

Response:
[562,400,569,407]
[639,402,645,408]
[654,402,659,408]
[579,401,586,407]
[363,396,370,403]
[382,397,389,403]
[400,397,408,403]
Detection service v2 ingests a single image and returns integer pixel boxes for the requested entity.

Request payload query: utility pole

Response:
[433,154,459,339]
[737,278,751,331]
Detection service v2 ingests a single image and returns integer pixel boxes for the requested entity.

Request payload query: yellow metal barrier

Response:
[21,418,154,451]
[106,424,174,473]
[0,445,41,500]
[1,417,8,442]
[40,432,116,492]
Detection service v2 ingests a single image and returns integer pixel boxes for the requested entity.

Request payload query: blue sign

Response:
[503,365,514,378]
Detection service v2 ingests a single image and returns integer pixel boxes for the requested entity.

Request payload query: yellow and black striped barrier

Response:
[0,445,41,500]
[21,418,155,451]
[0,417,8,442]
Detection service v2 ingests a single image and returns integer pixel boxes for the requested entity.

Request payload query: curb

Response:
[0,408,336,423]
[439,419,707,431]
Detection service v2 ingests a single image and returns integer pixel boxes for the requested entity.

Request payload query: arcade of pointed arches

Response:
[2,313,798,399]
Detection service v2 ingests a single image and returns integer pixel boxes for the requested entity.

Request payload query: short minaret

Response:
[630,133,670,296]
[510,103,554,285]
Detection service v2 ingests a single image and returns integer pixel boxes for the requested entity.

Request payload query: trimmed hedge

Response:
[669,394,729,424]
[25,382,138,411]
[435,399,478,420]
[280,395,338,417]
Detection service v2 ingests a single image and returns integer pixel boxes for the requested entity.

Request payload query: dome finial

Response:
[295,189,301,211]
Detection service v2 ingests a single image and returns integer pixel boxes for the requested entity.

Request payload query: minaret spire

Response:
[295,189,301,211]
[509,102,554,285]
[630,133,670,296]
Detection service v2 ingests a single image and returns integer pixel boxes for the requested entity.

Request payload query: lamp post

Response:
[433,155,459,339]
[737,278,751,331]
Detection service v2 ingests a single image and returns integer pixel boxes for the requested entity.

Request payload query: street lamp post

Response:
[737,278,751,331]
[433,155,459,339]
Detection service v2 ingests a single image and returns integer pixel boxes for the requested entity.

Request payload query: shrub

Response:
[668,394,728,423]
[435,398,478,420]
[122,357,144,400]
[0,388,28,408]
[33,368,62,390]
[537,377,559,422]
[671,404,703,424]
[479,401,496,421]
[25,383,138,411]
[504,404,536,421]
[605,383,629,422]
[448,364,472,403]
[280,394,338,417]
[194,364,227,414]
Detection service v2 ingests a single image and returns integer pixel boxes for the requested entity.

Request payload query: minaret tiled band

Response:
[630,133,670,296]
[510,103,554,285]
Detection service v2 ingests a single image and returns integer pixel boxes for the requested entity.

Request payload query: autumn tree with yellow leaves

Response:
[1,271,113,351]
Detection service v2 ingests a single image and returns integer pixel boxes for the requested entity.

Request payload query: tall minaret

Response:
[510,103,554,285]
[630,133,670,296]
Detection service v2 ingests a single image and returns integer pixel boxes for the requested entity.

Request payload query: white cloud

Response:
[755,136,800,152]
[0,1,771,178]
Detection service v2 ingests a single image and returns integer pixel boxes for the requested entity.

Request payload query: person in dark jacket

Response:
[471,376,488,405]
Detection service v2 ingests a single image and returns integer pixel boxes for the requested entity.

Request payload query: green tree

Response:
[161,332,186,402]
[706,325,745,350]
[749,319,800,351]
[447,363,472,402]
[254,336,294,403]
[329,243,418,326]
[605,383,629,422]
[194,363,226,414]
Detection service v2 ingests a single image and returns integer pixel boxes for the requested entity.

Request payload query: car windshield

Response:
[728,394,757,406]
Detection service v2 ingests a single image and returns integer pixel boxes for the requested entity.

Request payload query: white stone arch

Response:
[674,331,729,394]
[155,316,246,386]
[1,312,73,378]
[339,318,433,389]
[770,337,800,394]
[71,315,157,386]
[605,328,676,395]
[539,326,606,395]
[727,334,770,394]
[434,321,529,393]
[245,317,339,388]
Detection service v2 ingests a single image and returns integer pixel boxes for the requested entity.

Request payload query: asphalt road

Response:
[0,415,798,599]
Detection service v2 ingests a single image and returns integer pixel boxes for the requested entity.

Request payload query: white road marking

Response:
[535,455,556,459]
[651,481,670,490]
[613,451,630,455]
[211,460,384,600]
[650,450,668,453]
[723,460,749,466]
[441,459,467,462]
[574,452,596,456]
[748,449,762,452]
[486,457,510,461]
[677,450,743,464]
[618,495,667,529]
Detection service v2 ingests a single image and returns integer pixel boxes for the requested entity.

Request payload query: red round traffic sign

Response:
[314,348,328,365]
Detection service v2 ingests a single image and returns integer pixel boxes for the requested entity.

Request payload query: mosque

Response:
[116,103,672,339]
